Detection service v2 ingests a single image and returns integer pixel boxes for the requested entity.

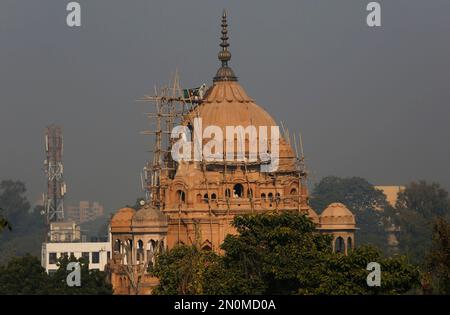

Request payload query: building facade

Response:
[107,12,356,294]
[66,201,104,224]
[41,241,111,273]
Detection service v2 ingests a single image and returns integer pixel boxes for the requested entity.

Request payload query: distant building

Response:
[374,185,405,253]
[375,186,405,207]
[49,221,81,242]
[41,241,111,273]
[66,201,104,224]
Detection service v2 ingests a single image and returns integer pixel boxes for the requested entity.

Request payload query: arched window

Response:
[275,192,281,201]
[201,240,212,251]
[268,192,274,202]
[335,237,345,254]
[233,184,244,198]
[137,240,144,263]
[150,240,157,252]
[176,190,186,203]
[347,237,353,251]
[290,188,297,196]
[261,193,266,201]
[202,244,212,251]
[147,239,157,265]
[114,239,121,252]
[203,193,209,202]
[211,193,217,200]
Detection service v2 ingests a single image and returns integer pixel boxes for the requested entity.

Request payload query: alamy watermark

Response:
[170,118,280,172]
[366,262,381,287]
[66,262,81,287]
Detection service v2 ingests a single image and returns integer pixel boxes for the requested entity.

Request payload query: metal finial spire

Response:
[213,10,237,82]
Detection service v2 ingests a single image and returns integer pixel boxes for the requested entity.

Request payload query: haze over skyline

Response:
[1,0,449,212]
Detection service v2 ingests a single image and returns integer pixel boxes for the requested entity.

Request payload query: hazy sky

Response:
[1,0,449,213]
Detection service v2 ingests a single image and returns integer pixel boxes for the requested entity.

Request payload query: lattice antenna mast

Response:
[43,125,66,224]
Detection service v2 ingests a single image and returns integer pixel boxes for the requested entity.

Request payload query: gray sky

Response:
[1,0,449,213]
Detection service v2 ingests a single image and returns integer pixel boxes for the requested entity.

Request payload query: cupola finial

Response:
[213,10,237,82]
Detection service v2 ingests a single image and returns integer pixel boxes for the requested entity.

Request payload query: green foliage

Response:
[392,181,450,264]
[152,245,223,295]
[310,176,390,251]
[153,212,419,295]
[424,218,450,294]
[0,180,30,223]
[396,181,449,218]
[49,255,113,295]
[220,212,332,294]
[0,254,112,294]
[0,208,11,233]
[0,254,50,294]
[302,245,420,295]
[0,180,46,264]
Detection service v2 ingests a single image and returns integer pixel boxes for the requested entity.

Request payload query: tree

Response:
[0,180,30,224]
[0,208,11,233]
[0,180,46,264]
[153,212,419,295]
[0,254,113,295]
[220,212,331,294]
[301,245,419,295]
[48,255,113,295]
[0,254,51,294]
[392,181,450,264]
[310,176,390,251]
[424,218,450,294]
[152,245,223,295]
[396,181,449,218]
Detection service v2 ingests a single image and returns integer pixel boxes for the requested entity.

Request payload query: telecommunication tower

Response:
[43,125,66,224]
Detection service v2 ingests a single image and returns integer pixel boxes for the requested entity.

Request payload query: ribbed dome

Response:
[110,207,135,232]
[319,203,356,229]
[131,205,168,232]
[187,81,277,129]
[183,81,296,171]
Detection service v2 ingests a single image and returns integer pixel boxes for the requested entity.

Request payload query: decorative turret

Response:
[213,10,238,82]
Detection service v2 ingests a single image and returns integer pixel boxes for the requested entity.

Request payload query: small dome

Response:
[319,203,356,230]
[131,205,168,233]
[110,207,135,232]
[306,206,319,224]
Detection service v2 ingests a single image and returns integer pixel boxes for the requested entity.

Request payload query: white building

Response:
[41,241,111,273]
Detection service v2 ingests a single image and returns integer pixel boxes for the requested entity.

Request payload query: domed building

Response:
[108,11,356,294]
[318,203,357,255]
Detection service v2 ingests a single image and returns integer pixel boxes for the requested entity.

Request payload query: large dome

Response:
[183,80,296,171]
[188,81,277,129]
